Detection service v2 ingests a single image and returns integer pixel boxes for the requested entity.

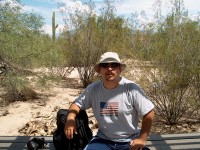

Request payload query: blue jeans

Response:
[84,137,150,150]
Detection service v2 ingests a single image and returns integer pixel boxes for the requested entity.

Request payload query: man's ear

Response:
[97,67,101,74]
[119,66,122,72]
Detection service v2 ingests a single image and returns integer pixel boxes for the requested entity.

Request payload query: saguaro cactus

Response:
[52,12,56,41]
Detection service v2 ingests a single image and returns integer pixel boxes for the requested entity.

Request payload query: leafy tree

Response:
[59,3,101,87]
[58,0,130,87]
[0,2,65,105]
[141,0,200,125]
[120,0,200,125]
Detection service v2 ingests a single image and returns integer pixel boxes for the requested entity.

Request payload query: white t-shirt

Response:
[74,77,154,142]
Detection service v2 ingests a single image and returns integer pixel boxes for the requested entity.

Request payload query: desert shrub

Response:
[1,73,37,105]
[123,0,200,125]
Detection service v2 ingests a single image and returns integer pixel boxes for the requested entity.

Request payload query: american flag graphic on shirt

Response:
[100,102,119,116]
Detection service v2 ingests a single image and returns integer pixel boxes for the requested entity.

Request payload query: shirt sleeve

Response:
[73,84,93,110]
[131,84,154,116]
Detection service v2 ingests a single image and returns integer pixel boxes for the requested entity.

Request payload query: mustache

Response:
[105,72,114,75]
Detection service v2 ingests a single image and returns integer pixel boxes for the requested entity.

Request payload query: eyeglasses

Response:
[100,63,120,68]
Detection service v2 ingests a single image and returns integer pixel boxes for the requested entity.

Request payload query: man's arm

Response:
[130,109,154,150]
[64,103,81,139]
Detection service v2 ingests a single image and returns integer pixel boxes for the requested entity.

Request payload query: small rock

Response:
[2,110,9,116]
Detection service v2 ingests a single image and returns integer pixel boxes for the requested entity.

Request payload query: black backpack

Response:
[53,109,93,150]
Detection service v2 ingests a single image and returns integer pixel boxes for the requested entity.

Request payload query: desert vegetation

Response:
[0,0,199,130]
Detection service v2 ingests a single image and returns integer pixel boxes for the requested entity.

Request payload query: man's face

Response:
[99,63,121,81]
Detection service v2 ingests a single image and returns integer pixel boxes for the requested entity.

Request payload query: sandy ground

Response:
[0,69,94,136]
[0,88,79,135]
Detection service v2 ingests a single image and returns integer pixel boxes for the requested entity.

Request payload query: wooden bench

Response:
[0,133,199,149]
[147,133,200,150]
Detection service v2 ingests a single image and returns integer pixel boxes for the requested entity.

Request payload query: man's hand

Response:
[64,118,77,139]
[64,103,80,139]
[130,138,146,150]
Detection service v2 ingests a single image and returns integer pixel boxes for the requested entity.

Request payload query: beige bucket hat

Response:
[94,52,126,73]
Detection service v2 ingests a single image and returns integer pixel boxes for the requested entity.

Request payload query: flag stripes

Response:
[100,102,119,116]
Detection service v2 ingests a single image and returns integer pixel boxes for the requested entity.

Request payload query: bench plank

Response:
[0,136,53,143]
[146,133,200,150]
[148,133,200,140]
[147,139,200,150]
